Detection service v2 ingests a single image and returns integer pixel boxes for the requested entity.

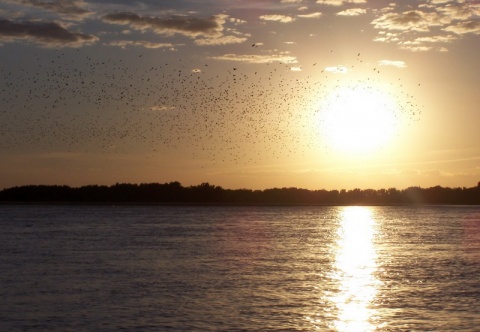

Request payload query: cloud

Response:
[372,10,442,32]
[229,17,247,25]
[429,0,451,4]
[317,0,343,5]
[398,39,450,51]
[324,65,348,73]
[297,12,323,19]
[259,14,295,23]
[0,19,98,47]
[194,34,249,46]
[336,8,366,16]
[403,34,459,46]
[210,53,298,64]
[372,31,400,43]
[435,3,479,21]
[102,12,250,46]
[371,2,479,52]
[102,12,224,38]
[444,20,480,35]
[18,0,92,20]
[105,40,176,49]
[316,0,367,6]
[399,45,432,52]
[414,35,458,43]
[378,60,407,68]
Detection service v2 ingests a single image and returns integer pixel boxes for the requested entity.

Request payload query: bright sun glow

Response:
[319,84,399,154]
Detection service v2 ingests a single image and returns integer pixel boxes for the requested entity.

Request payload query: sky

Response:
[0,0,479,190]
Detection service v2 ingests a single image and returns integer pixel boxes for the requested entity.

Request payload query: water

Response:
[1,205,479,331]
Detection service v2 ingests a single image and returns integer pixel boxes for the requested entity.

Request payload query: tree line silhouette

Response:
[1,182,479,205]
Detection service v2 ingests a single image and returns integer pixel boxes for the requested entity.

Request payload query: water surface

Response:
[1,205,479,331]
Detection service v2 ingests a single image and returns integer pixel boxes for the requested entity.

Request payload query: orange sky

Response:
[0,0,479,190]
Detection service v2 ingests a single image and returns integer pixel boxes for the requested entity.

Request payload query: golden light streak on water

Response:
[330,206,380,331]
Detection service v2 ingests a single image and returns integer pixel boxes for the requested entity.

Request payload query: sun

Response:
[318,83,399,154]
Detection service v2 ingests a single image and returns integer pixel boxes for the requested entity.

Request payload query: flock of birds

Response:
[0,49,422,165]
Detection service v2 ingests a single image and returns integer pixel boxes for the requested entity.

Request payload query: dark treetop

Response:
[1,182,479,205]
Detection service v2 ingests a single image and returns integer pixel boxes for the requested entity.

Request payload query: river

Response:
[1,205,479,331]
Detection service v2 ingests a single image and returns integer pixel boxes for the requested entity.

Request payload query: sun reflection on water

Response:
[329,206,380,331]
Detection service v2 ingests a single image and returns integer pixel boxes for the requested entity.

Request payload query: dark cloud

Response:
[445,20,480,35]
[102,12,223,38]
[0,19,98,47]
[391,11,423,25]
[22,0,92,19]
[372,10,443,32]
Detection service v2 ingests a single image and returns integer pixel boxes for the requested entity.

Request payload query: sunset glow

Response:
[0,0,479,190]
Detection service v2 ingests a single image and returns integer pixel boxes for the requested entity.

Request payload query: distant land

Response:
[1,182,479,205]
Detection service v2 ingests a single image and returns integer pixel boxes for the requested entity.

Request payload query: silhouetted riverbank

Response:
[1,182,479,205]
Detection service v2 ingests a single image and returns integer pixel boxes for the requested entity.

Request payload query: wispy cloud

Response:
[434,3,479,21]
[0,19,97,47]
[337,8,366,16]
[195,34,249,46]
[259,14,295,23]
[324,65,348,73]
[316,0,367,6]
[210,53,298,64]
[297,12,323,19]
[429,0,452,4]
[373,31,400,43]
[411,35,458,43]
[105,40,176,50]
[378,60,406,68]
[400,45,432,52]
[397,34,458,51]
